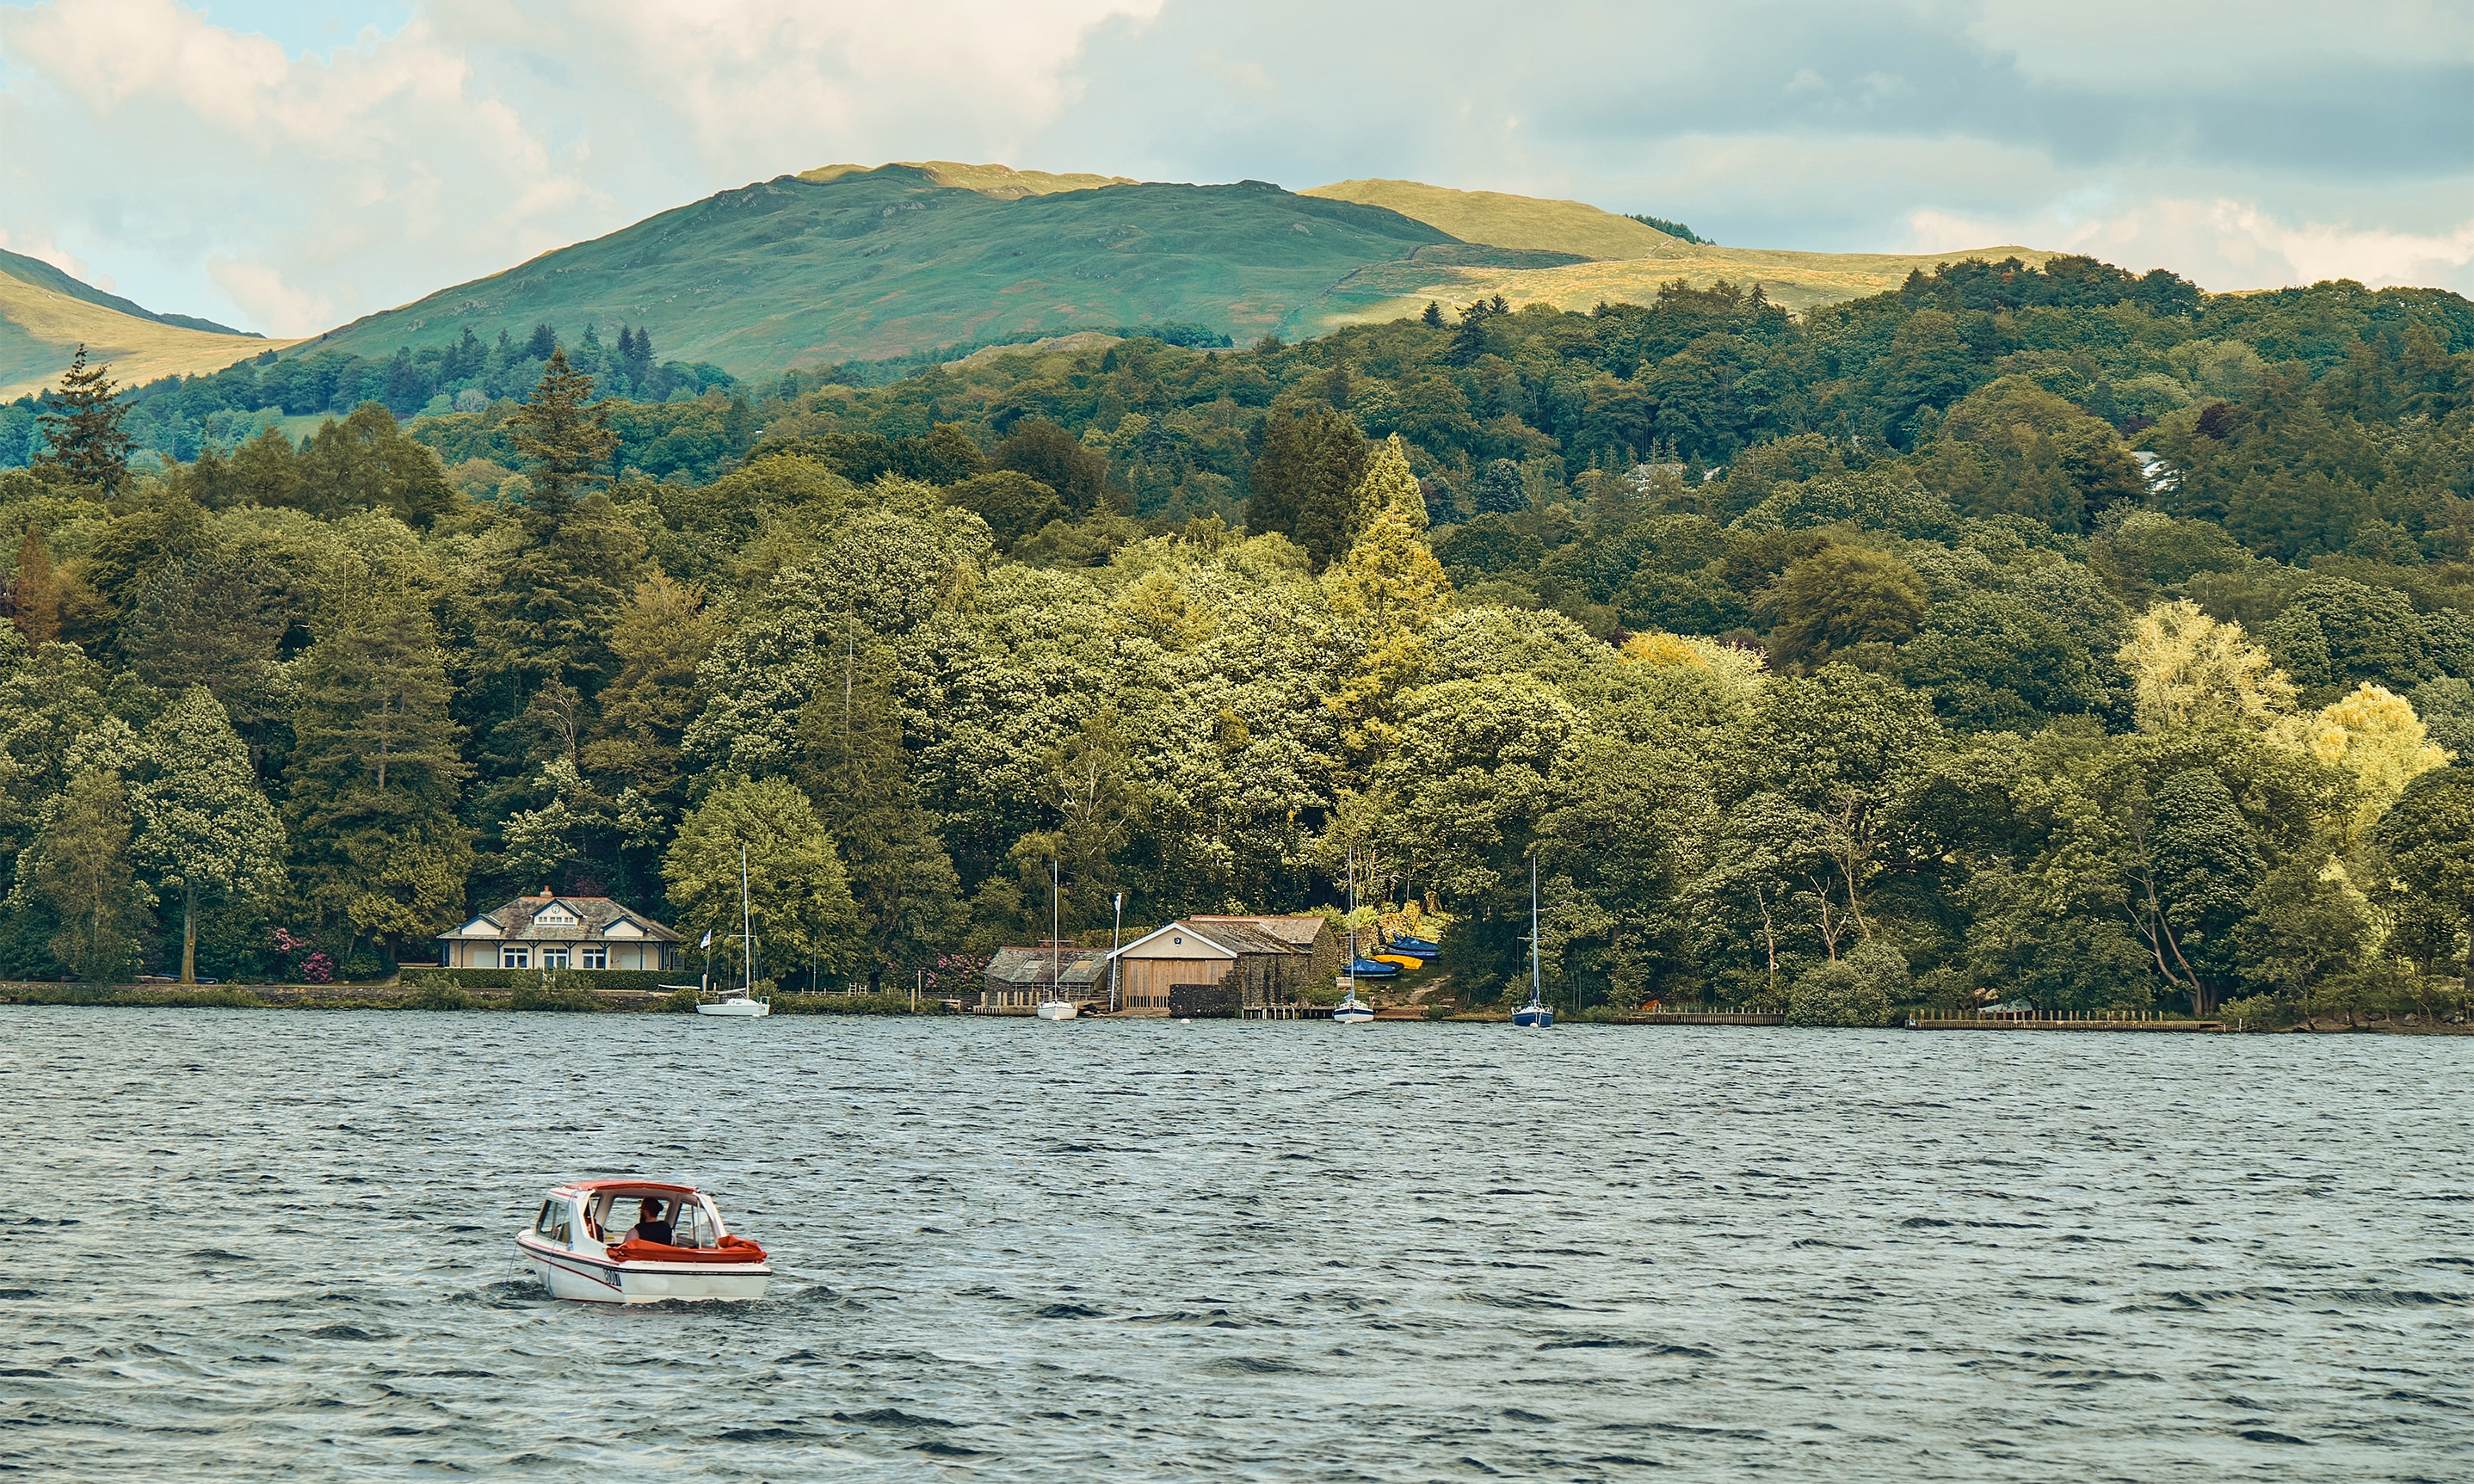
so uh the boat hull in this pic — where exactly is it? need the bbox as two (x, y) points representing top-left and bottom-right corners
(1035, 1001), (1078, 1020)
(1511, 1005), (1555, 1028)
(516, 1234), (771, 1303)
(696, 998), (770, 1017)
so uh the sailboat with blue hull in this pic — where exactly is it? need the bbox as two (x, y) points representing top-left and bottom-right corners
(1511, 852), (1554, 1028)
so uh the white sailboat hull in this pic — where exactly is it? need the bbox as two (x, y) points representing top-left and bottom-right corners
(696, 997), (770, 1017)
(1035, 1001), (1078, 1020)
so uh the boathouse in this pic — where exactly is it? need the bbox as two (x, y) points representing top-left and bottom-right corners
(980, 945), (1110, 1012)
(435, 890), (684, 971)
(1186, 914), (1342, 982)
(1109, 919), (1314, 1018)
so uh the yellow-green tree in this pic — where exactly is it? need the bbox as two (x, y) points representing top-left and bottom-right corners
(2279, 681), (2450, 848)
(1354, 433), (1427, 533)
(2118, 600), (2296, 732)
(1322, 503), (1452, 764)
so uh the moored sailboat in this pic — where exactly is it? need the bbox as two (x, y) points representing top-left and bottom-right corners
(1511, 852), (1554, 1029)
(1036, 858), (1078, 1019)
(1332, 844), (1378, 1024)
(697, 844), (770, 1016)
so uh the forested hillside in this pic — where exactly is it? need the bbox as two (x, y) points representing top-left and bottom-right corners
(3, 252), (2472, 1025)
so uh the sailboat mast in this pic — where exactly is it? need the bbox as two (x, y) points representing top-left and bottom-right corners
(1346, 845), (1356, 964)
(1530, 851), (1541, 1006)
(1052, 857), (1061, 1005)
(741, 842), (753, 995)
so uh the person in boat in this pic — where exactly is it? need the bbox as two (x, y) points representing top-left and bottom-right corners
(625, 1198), (676, 1247)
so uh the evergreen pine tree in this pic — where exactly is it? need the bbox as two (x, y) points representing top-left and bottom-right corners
(1245, 405), (1368, 568)
(36, 345), (134, 492)
(794, 619), (966, 981)
(1354, 433), (1426, 534)
(284, 596), (472, 966)
(505, 348), (616, 526)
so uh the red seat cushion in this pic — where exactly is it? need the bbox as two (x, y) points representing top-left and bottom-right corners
(604, 1235), (767, 1264)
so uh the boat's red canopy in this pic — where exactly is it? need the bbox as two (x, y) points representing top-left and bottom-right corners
(556, 1179), (703, 1197)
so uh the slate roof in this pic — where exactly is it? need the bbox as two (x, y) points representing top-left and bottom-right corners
(985, 945), (1111, 988)
(1179, 921), (1301, 958)
(446, 893), (683, 944)
(1188, 915), (1330, 951)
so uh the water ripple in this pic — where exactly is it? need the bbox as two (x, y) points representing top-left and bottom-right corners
(3, 1008), (2470, 1480)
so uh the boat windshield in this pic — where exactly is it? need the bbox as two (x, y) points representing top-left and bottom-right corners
(590, 1190), (716, 1248)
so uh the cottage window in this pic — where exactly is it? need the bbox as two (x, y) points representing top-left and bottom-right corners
(544, 946), (571, 970)
(581, 945), (608, 970)
(502, 946), (531, 969)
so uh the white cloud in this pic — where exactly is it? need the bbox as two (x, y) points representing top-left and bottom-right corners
(0, 0), (2464, 337)
(1904, 198), (2474, 294)
(0, 228), (107, 288)
(0, 0), (1162, 335)
(205, 252), (333, 334)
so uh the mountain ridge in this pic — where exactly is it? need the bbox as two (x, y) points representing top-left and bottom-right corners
(4, 163), (2080, 403)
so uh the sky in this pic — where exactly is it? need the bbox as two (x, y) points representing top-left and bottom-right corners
(0, 0), (2468, 337)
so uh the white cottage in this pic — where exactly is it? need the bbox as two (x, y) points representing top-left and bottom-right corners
(435, 890), (684, 972)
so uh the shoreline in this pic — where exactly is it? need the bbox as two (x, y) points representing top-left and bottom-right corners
(3, 983), (2466, 1033)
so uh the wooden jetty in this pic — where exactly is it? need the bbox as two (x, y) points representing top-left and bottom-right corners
(1908, 1011), (2224, 1031)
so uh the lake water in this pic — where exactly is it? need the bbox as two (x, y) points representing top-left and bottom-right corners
(3, 1009), (2469, 1481)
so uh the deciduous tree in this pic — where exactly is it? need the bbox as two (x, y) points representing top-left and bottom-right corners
(132, 686), (286, 982)
(663, 774), (861, 986)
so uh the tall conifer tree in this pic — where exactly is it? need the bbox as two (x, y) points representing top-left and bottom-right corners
(36, 345), (134, 493)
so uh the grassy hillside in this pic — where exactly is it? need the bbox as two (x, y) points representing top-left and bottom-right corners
(1303, 178), (1677, 260)
(293, 166), (1461, 374)
(0, 249), (289, 401)
(1314, 240), (2064, 326)
(1298, 179), (2061, 322)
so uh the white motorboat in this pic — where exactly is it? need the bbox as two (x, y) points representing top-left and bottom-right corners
(515, 1180), (772, 1303)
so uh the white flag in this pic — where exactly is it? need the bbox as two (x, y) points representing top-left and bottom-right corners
(699, 929), (713, 949)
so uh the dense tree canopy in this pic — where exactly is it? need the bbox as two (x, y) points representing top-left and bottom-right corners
(1, 256), (2471, 1024)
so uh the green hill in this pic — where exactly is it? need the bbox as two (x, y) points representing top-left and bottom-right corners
(0, 248), (286, 401)
(293, 165), (1473, 375)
